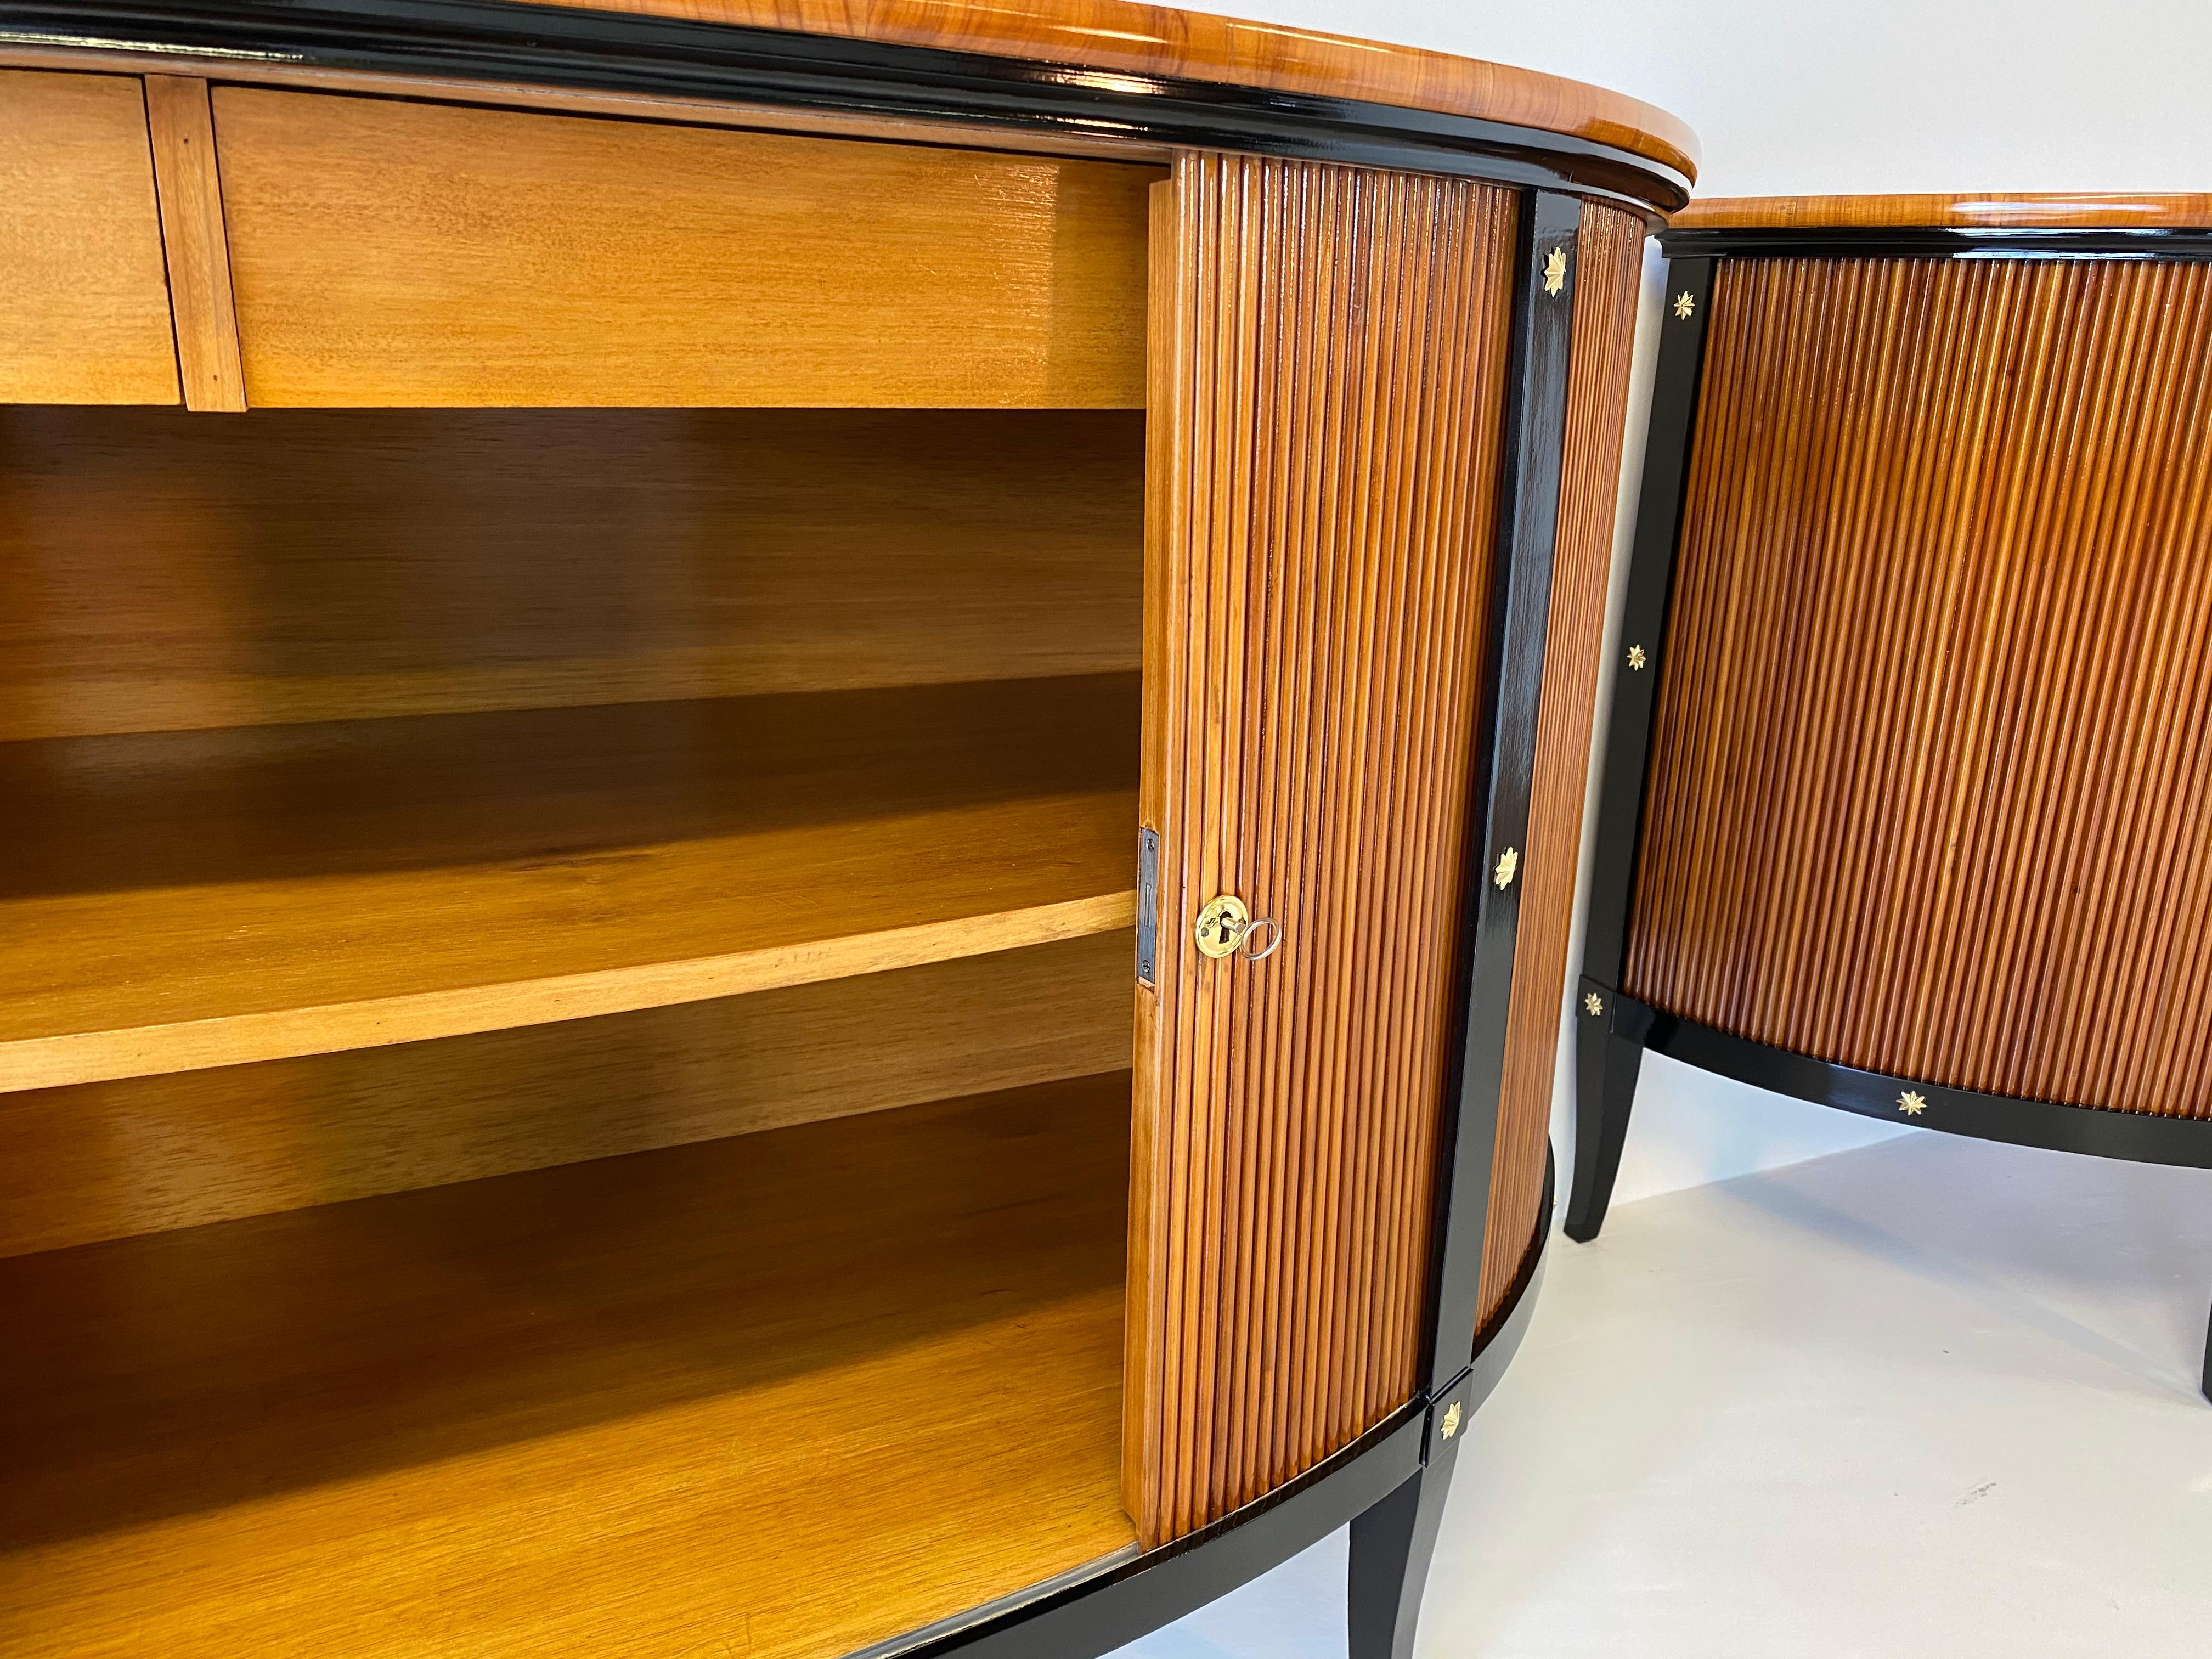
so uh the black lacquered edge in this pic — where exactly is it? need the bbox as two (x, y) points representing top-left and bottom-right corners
(1660, 225), (2212, 262)
(1424, 189), (1583, 1392)
(0, 0), (1690, 212)
(1578, 254), (1709, 990)
(901, 1159), (1556, 1659)
(1614, 996), (2212, 1170)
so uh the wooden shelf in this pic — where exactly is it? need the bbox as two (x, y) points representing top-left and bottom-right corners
(0, 674), (1138, 1092)
(0, 1074), (1138, 1658)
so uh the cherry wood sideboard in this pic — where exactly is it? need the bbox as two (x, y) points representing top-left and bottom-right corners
(1572, 193), (2212, 1402)
(0, 4), (1691, 1655)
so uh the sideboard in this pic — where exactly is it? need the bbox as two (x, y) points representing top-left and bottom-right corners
(0, 4), (1692, 1654)
(1570, 191), (2212, 1402)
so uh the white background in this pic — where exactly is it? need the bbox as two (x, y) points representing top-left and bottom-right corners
(1221, 0), (2212, 1203)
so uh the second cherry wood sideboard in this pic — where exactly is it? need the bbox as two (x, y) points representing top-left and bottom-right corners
(0, 3), (1692, 1656)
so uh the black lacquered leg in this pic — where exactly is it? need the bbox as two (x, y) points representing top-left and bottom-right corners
(1347, 1441), (1459, 1659)
(2201, 1296), (2210, 1404)
(1564, 1009), (1643, 1243)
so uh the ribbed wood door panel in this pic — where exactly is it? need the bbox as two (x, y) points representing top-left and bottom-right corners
(1127, 155), (1516, 1545)
(1626, 255), (2212, 1119)
(1477, 200), (1645, 1324)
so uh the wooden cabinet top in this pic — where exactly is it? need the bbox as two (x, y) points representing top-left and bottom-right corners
(1673, 192), (2212, 230)
(537, 0), (1699, 180)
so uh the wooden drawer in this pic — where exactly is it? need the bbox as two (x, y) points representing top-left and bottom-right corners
(0, 71), (179, 405)
(211, 89), (1156, 408)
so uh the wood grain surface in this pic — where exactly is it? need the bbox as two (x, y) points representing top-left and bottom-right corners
(143, 76), (246, 411)
(0, 1076), (1137, 1659)
(212, 87), (1158, 407)
(0, 675), (1138, 1091)
(0, 405), (1141, 743)
(539, 0), (1698, 180)
(1128, 156), (1516, 1544)
(1672, 193), (2212, 230)
(1479, 200), (1645, 1324)
(0, 70), (178, 404)
(1627, 254), (2212, 1119)
(0, 930), (1131, 1257)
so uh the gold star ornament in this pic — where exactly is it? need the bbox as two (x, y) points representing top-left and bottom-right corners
(1627, 644), (1648, 672)
(1493, 846), (1520, 890)
(1673, 291), (1696, 320)
(1440, 1401), (1463, 1440)
(1898, 1091), (1928, 1116)
(1583, 992), (1605, 1018)
(1543, 246), (1568, 297)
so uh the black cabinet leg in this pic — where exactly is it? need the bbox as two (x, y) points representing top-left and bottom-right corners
(1564, 1010), (1643, 1243)
(2201, 1296), (2210, 1404)
(1347, 1443), (1459, 1659)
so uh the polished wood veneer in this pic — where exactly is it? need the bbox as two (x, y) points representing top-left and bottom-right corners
(0, 71), (178, 404)
(1129, 153), (1515, 1544)
(0, 1077), (1137, 1659)
(214, 87), (1158, 408)
(1672, 192), (2212, 229)
(543, 0), (1699, 179)
(1626, 253), (2212, 1120)
(1480, 199), (1644, 1324)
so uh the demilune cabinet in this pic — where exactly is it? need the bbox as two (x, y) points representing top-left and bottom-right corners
(0, 5), (1694, 1656)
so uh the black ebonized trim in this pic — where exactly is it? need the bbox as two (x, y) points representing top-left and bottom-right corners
(1660, 225), (2212, 262)
(907, 1170), (1555, 1659)
(1425, 190), (1583, 1392)
(0, 0), (1690, 212)
(1613, 996), (2212, 1170)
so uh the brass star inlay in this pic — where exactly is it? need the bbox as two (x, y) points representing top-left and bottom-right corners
(1673, 291), (1696, 320)
(1628, 644), (1648, 672)
(1543, 246), (1568, 297)
(1493, 846), (1520, 890)
(1583, 992), (1605, 1018)
(1440, 1400), (1463, 1440)
(1898, 1091), (1928, 1116)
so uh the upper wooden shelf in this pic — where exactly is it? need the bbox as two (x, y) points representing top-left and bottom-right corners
(0, 1075), (1138, 1659)
(544, 0), (1700, 182)
(1672, 193), (2212, 230)
(0, 674), (1138, 1092)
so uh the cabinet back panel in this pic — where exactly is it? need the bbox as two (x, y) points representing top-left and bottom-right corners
(0, 71), (179, 406)
(0, 405), (1142, 742)
(213, 87), (1156, 408)
(0, 930), (1132, 1258)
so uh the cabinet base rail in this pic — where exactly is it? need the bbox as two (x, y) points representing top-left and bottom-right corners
(896, 1155), (1555, 1659)
(1567, 984), (2212, 1404)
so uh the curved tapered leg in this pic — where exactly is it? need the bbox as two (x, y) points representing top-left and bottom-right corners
(2202, 1297), (2210, 1404)
(1564, 1008), (1643, 1243)
(1347, 1441), (1459, 1659)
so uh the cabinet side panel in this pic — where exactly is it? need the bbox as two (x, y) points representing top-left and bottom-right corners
(1476, 201), (1644, 1321)
(0, 71), (179, 404)
(1624, 256), (2212, 1119)
(1128, 154), (1516, 1544)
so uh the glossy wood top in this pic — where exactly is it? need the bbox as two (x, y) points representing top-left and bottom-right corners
(543, 0), (1699, 179)
(1673, 193), (2212, 230)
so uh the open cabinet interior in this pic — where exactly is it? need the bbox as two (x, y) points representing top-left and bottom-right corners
(0, 289), (1152, 1653)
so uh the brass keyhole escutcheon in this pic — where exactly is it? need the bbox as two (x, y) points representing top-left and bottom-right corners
(1194, 894), (1249, 959)
(1194, 895), (1283, 962)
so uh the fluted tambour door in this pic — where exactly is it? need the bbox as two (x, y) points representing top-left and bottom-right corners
(1126, 154), (1516, 1545)
(1627, 254), (2212, 1119)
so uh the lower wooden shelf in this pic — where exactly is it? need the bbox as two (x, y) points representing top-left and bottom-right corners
(0, 673), (1138, 1092)
(0, 1073), (1137, 1659)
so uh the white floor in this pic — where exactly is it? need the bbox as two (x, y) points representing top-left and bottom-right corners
(1111, 1128), (2212, 1658)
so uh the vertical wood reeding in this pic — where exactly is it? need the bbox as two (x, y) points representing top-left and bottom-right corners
(1627, 255), (2212, 1120)
(1475, 202), (1646, 1321)
(1128, 155), (1516, 1544)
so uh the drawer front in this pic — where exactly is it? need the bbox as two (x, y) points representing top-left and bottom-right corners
(211, 89), (1155, 409)
(0, 71), (178, 405)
